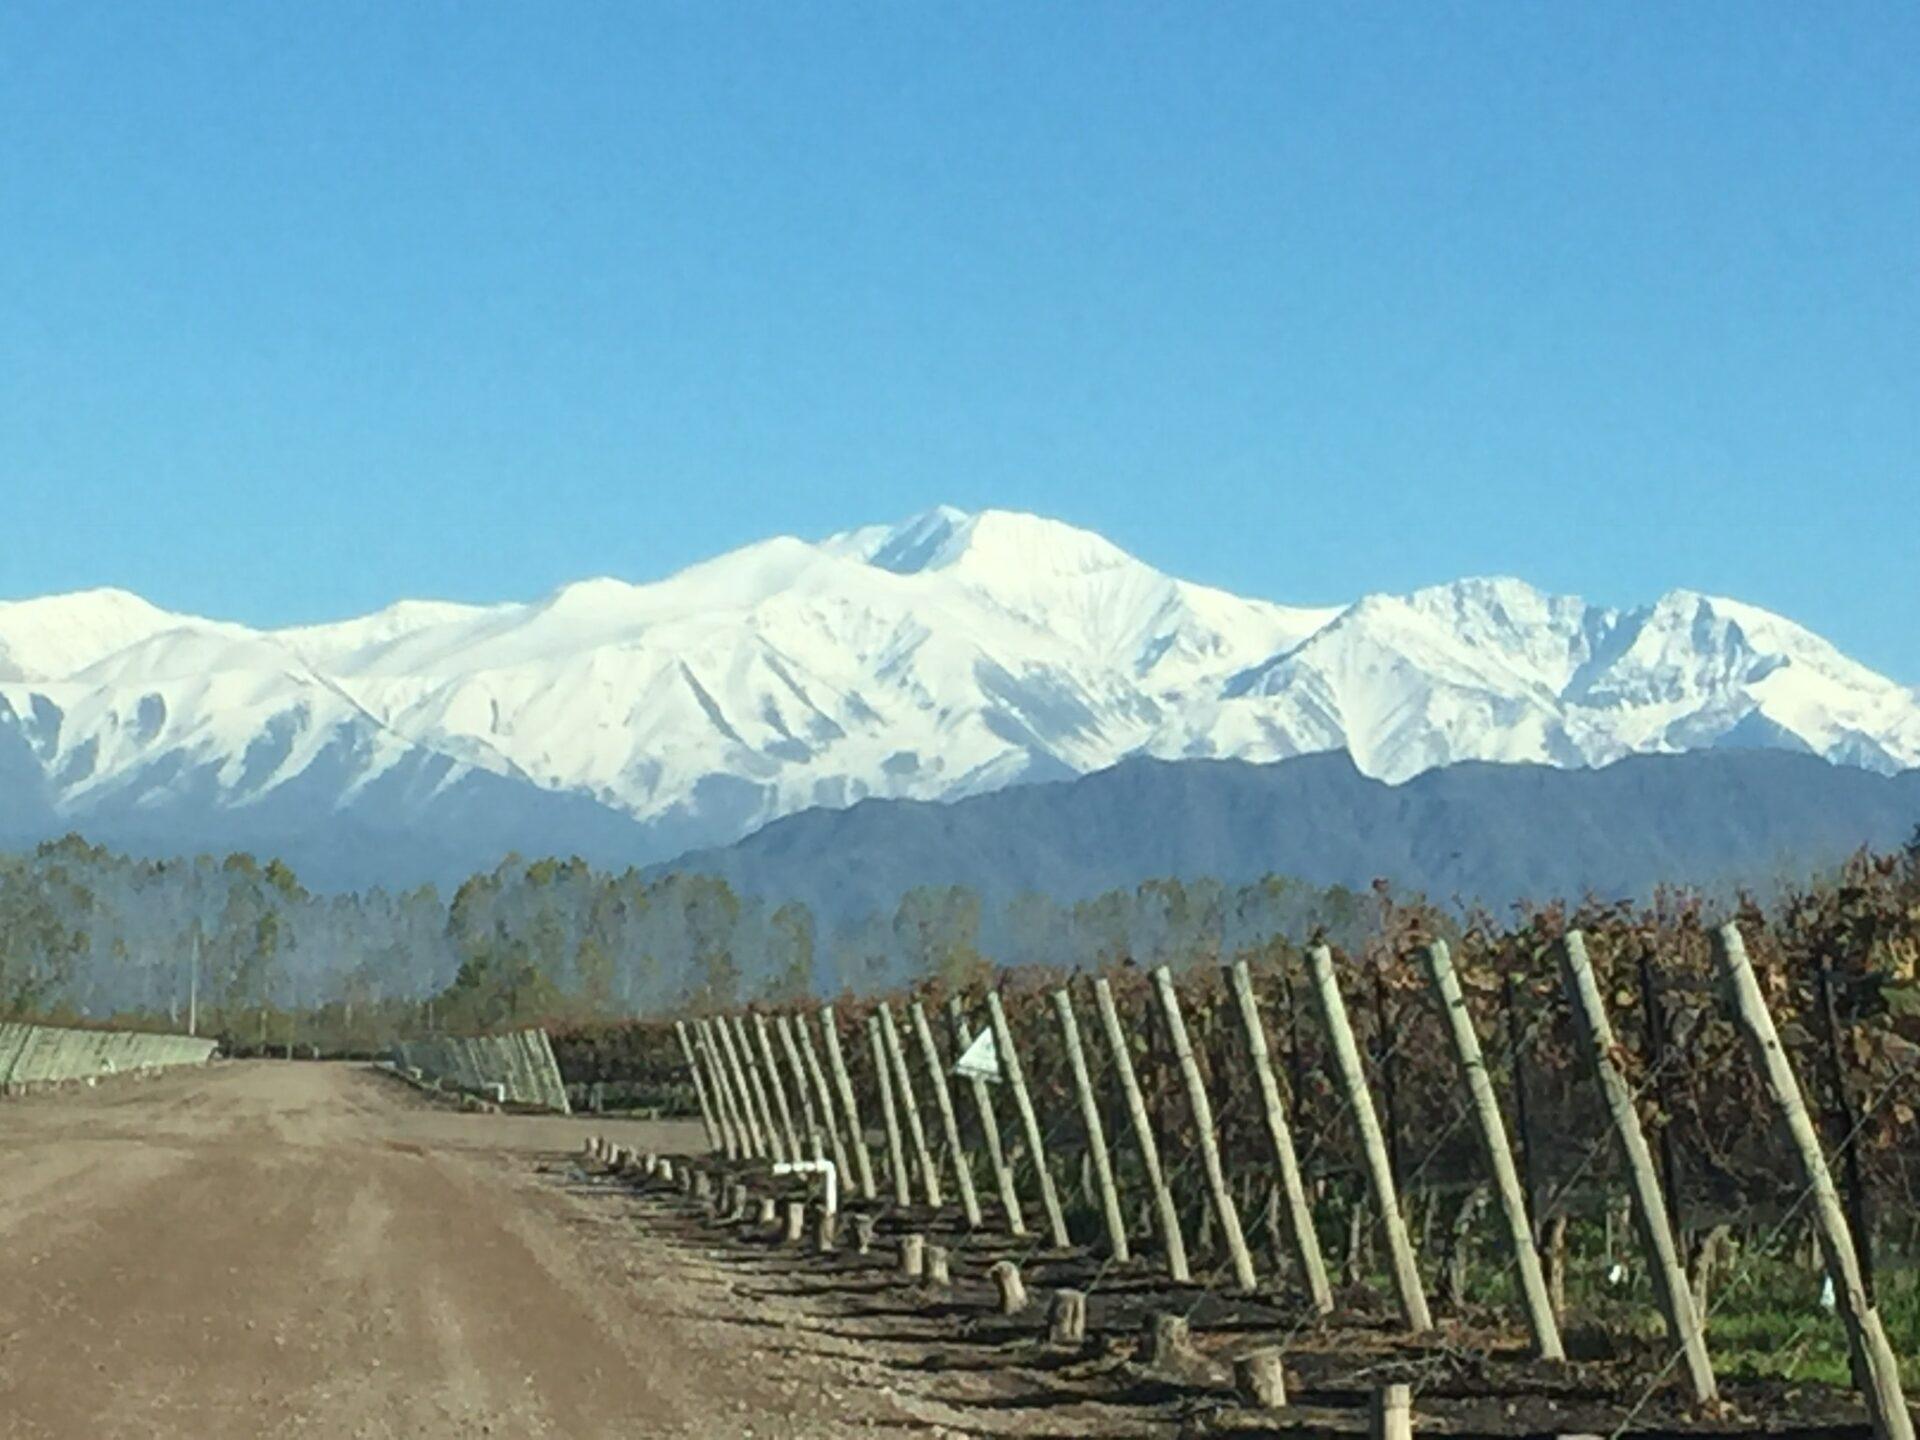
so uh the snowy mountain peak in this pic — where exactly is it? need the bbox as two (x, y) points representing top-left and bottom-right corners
(825, 504), (971, 572)
(0, 508), (1914, 873)
(826, 506), (1137, 581)
(276, 599), (506, 666)
(0, 587), (205, 682)
(541, 575), (653, 616)
(644, 534), (845, 608)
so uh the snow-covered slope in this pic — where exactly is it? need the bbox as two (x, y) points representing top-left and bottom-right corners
(1, 507), (1915, 877)
(0, 589), (194, 682)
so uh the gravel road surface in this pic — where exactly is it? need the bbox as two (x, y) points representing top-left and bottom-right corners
(0, 1061), (909, 1439)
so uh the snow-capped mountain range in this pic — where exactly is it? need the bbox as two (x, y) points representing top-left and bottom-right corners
(2, 506), (1917, 883)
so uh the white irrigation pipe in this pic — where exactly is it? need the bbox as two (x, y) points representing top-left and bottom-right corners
(772, 1158), (838, 1216)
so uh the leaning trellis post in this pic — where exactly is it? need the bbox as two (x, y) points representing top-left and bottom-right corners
(1713, 922), (1910, 1440)
(909, 1001), (983, 1229)
(718, 1014), (768, 1159)
(703, 1019), (754, 1161)
(1093, 976), (1189, 1281)
(1227, 959), (1331, 1313)
(949, 997), (1025, 1235)
(818, 1005), (878, 1201)
(1052, 988), (1130, 1261)
(1152, 965), (1257, 1294)
(712, 1015), (767, 1159)
(867, 1012), (913, 1207)
(687, 1021), (729, 1159)
(986, 990), (1072, 1249)
(793, 1014), (854, 1192)
(731, 1014), (788, 1163)
(751, 1012), (803, 1160)
(772, 1014), (821, 1149)
(878, 1003), (943, 1209)
(1558, 930), (1716, 1404)
(1306, 944), (1432, 1332)
(1420, 941), (1562, 1359)
(674, 1019), (724, 1156)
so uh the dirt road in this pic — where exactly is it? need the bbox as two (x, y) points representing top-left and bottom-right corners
(0, 1061), (911, 1439)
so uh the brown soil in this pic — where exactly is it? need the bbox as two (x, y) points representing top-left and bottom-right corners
(589, 1156), (1879, 1440)
(1, 1062), (1878, 1440)
(0, 1061), (916, 1439)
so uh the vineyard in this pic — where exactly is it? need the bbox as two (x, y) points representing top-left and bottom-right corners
(566, 849), (1920, 1437)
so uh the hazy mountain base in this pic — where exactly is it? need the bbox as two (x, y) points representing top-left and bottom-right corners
(660, 747), (1920, 922)
(3, 750), (1916, 1051)
(3, 720), (1915, 911)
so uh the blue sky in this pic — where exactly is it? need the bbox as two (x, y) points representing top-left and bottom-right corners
(2, 5), (1916, 676)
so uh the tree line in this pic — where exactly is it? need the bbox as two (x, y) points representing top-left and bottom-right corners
(0, 834), (1380, 1054)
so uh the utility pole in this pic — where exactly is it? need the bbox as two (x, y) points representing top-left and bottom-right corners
(188, 930), (200, 1039)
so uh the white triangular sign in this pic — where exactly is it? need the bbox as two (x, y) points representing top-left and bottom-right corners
(954, 1027), (1002, 1084)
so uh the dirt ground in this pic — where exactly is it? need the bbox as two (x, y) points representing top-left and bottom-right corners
(1, 1062), (1874, 1440)
(0, 1061), (945, 1440)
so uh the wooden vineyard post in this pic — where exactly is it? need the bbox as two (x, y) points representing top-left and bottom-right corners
(909, 1001), (983, 1229)
(697, 1019), (747, 1158)
(793, 1015), (854, 1194)
(878, 1003), (943, 1209)
(818, 1006), (878, 1201)
(1143, 1311), (1200, 1371)
(1420, 941), (1563, 1359)
(1226, 959), (1331, 1312)
(1093, 976), (1190, 1282)
(986, 990), (1072, 1249)
(897, 1233), (926, 1279)
(772, 1014), (821, 1149)
(1713, 922), (1911, 1440)
(1306, 944), (1432, 1332)
(1051, 988), (1130, 1262)
(702, 1029), (752, 1159)
(1049, 1288), (1087, 1346)
(924, 1243), (952, 1287)
(691, 1020), (742, 1160)
(1151, 965), (1258, 1294)
(990, 1260), (1029, 1314)
(1370, 1383), (1413, 1440)
(1558, 930), (1716, 1404)
(673, 1019), (724, 1156)
(712, 1015), (768, 1159)
(1235, 1348), (1287, 1409)
(734, 1014), (790, 1163)
(726, 1014), (781, 1162)
(949, 997), (1026, 1236)
(708, 1022), (751, 1161)
(867, 1012), (913, 1207)
(751, 1012), (803, 1160)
